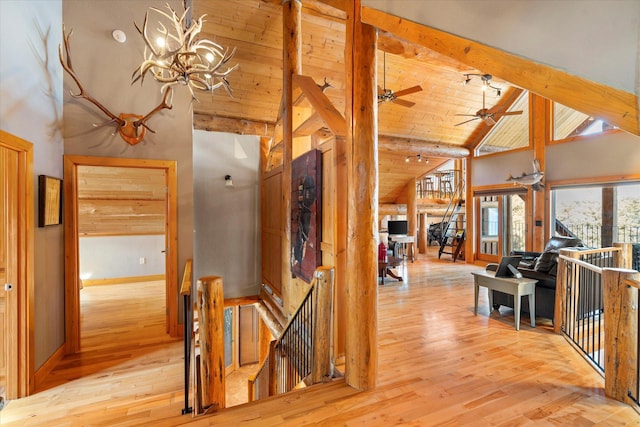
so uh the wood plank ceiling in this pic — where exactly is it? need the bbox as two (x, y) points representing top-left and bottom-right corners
(192, 0), (526, 205)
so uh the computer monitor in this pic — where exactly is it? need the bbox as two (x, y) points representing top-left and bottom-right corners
(387, 220), (408, 235)
(495, 256), (522, 278)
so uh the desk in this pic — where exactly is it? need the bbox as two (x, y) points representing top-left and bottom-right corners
(471, 270), (537, 331)
(390, 235), (415, 262)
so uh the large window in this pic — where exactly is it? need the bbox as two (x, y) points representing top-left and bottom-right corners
(553, 102), (617, 141)
(475, 91), (530, 156)
(552, 183), (640, 247)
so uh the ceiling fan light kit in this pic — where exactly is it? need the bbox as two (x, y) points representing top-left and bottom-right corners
(454, 73), (522, 127)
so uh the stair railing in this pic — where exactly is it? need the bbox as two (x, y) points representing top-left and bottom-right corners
(437, 170), (465, 243)
(249, 266), (334, 401)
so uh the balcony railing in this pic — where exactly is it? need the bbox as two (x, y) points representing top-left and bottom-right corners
(558, 224), (640, 248)
(556, 243), (639, 408)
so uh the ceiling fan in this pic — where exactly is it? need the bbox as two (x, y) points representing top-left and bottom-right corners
(378, 52), (422, 108)
(454, 74), (523, 126)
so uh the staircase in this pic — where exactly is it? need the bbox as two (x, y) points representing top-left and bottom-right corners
(437, 171), (466, 262)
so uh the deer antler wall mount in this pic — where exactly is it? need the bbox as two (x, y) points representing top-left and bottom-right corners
(59, 28), (173, 146)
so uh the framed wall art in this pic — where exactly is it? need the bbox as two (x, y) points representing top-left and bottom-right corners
(38, 175), (62, 227)
(290, 149), (322, 283)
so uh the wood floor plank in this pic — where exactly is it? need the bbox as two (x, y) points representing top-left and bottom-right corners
(1, 254), (638, 425)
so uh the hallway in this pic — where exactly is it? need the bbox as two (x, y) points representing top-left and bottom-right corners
(1, 254), (638, 425)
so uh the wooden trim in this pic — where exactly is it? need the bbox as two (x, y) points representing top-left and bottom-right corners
(361, 7), (639, 136)
(547, 174), (640, 189)
(224, 296), (260, 307)
(0, 130), (35, 397)
(193, 113), (275, 136)
(64, 155), (180, 354)
(33, 344), (64, 391)
(548, 128), (624, 146)
(81, 274), (165, 287)
(472, 144), (532, 160)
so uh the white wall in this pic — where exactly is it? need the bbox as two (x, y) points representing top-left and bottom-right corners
(79, 235), (165, 281)
(364, 0), (640, 95)
(0, 0), (64, 369)
(472, 131), (640, 188)
(193, 131), (261, 299)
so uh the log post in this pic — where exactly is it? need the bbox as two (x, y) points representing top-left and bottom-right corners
(313, 267), (335, 383)
(196, 276), (225, 411)
(281, 0), (302, 305)
(345, 0), (377, 391)
(268, 340), (277, 396)
(614, 242), (633, 269)
(603, 268), (639, 405)
(418, 213), (427, 254)
(530, 94), (549, 252)
(407, 178), (417, 260)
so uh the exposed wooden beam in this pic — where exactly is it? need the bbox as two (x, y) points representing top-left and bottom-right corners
(362, 7), (639, 136)
(378, 135), (469, 158)
(193, 114), (275, 136)
(292, 74), (347, 137)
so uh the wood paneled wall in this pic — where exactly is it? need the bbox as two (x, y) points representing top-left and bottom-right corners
(77, 166), (166, 236)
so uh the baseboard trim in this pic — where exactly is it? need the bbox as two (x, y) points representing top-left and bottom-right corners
(82, 274), (165, 286)
(34, 343), (65, 391)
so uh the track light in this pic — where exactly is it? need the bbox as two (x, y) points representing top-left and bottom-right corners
(405, 154), (428, 163)
(462, 73), (502, 96)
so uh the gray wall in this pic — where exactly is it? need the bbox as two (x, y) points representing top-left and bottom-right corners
(193, 130), (261, 299)
(61, 0), (194, 316)
(79, 235), (165, 281)
(0, 0), (64, 369)
(364, 0), (640, 95)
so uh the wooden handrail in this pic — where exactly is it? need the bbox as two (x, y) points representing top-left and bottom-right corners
(558, 254), (604, 274)
(623, 277), (640, 290)
(180, 259), (192, 296)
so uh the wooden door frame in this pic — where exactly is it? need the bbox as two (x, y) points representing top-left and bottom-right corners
(0, 130), (34, 397)
(63, 155), (179, 354)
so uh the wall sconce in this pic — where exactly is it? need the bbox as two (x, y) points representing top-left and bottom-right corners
(224, 175), (233, 187)
(405, 154), (428, 163)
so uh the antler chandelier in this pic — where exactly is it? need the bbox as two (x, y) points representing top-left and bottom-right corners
(132, 4), (238, 100)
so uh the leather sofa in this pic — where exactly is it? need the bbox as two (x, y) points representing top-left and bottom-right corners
(490, 236), (586, 320)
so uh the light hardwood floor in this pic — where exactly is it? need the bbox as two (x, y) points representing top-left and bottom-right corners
(2, 253), (639, 426)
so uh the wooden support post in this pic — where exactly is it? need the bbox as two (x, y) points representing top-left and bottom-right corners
(530, 94), (549, 252)
(335, 135), (348, 358)
(281, 0), (302, 303)
(312, 267), (335, 383)
(268, 340), (278, 397)
(407, 178), (417, 260)
(196, 276), (225, 411)
(614, 242), (633, 269)
(603, 268), (639, 405)
(602, 187), (616, 247)
(464, 157), (474, 263)
(418, 213), (427, 254)
(345, 0), (377, 391)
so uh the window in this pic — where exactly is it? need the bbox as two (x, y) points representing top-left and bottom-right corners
(475, 91), (530, 156)
(553, 102), (617, 141)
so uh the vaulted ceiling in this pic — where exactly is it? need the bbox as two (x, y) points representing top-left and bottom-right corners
(190, 0), (636, 205)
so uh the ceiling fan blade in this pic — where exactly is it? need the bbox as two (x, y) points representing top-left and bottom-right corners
(454, 117), (480, 126)
(495, 110), (523, 116)
(391, 98), (415, 108)
(392, 85), (423, 98)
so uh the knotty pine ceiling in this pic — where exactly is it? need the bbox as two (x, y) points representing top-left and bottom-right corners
(192, 0), (526, 205)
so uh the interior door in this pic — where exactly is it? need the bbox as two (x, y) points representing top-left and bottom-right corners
(0, 145), (18, 402)
(476, 196), (501, 263)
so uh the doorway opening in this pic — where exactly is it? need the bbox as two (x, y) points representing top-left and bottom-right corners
(64, 156), (179, 355)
